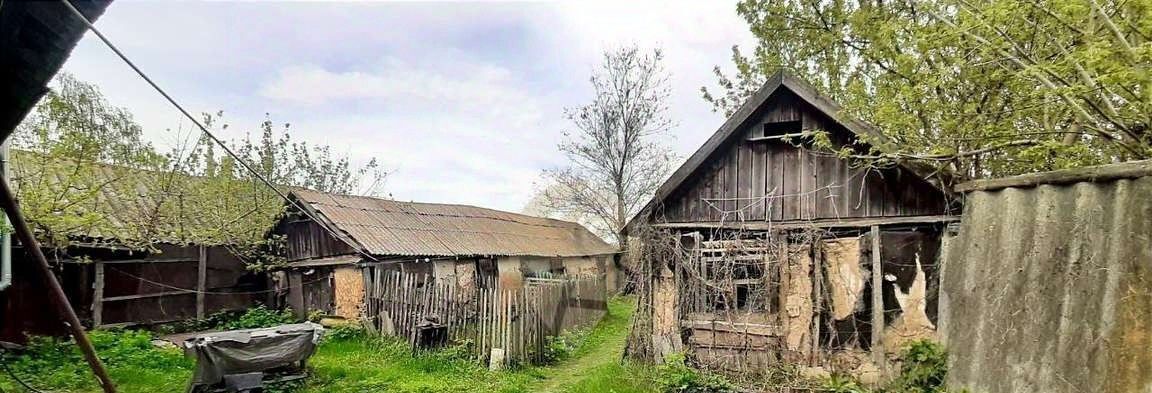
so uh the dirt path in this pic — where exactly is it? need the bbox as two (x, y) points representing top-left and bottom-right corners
(527, 298), (634, 393)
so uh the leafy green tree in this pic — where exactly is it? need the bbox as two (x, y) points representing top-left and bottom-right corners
(706, 0), (1151, 182)
(13, 73), (170, 247)
(12, 74), (387, 261)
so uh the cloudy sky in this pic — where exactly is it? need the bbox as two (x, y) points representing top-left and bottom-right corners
(60, 1), (756, 212)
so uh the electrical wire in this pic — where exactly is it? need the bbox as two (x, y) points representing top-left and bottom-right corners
(0, 356), (45, 393)
(107, 266), (332, 295)
(58, 0), (378, 263)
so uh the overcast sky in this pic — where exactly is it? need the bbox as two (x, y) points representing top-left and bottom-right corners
(60, 1), (756, 212)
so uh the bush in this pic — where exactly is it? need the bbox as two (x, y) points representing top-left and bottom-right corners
(656, 353), (734, 393)
(326, 324), (367, 341)
(823, 374), (870, 393)
(886, 341), (949, 393)
(542, 328), (590, 364)
(218, 305), (297, 330)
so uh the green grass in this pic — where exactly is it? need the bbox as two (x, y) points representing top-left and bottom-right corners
(0, 297), (659, 393)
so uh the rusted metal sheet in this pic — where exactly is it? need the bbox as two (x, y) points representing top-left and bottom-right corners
(290, 189), (617, 258)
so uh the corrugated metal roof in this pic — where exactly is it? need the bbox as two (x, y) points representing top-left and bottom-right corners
(291, 189), (617, 258)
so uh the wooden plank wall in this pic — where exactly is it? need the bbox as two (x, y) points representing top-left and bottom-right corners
(657, 91), (946, 224)
(280, 219), (356, 261)
(91, 244), (268, 327)
(363, 268), (608, 366)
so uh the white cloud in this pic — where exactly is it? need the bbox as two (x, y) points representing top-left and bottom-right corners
(55, 1), (757, 213)
(260, 59), (519, 109)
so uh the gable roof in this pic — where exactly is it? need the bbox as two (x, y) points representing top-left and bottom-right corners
(0, 0), (111, 143)
(628, 70), (941, 229)
(289, 189), (617, 258)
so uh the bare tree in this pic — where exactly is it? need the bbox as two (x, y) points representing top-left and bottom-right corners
(539, 46), (676, 247)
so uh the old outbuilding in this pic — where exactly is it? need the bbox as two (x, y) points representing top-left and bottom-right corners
(0, 153), (279, 341)
(628, 70), (957, 380)
(273, 189), (618, 320)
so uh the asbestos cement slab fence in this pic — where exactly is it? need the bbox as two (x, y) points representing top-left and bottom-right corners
(362, 269), (607, 365)
(942, 160), (1152, 393)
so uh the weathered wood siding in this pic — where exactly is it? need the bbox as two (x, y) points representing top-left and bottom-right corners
(280, 218), (355, 261)
(655, 90), (946, 224)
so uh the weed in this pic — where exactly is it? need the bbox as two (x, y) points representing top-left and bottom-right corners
(326, 324), (366, 341)
(886, 341), (950, 393)
(0, 329), (192, 392)
(655, 353), (734, 393)
(823, 374), (870, 393)
(218, 305), (297, 330)
(542, 327), (590, 363)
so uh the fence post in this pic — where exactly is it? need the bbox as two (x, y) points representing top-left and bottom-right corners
(92, 261), (104, 327)
(869, 225), (885, 370)
(196, 245), (207, 320)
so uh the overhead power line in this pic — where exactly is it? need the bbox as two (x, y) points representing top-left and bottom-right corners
(59, 0), (377, 262)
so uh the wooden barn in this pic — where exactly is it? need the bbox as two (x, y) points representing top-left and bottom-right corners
(273, 189), (618, 320)
(0, 153), (277, 341)
(628, 70), (957, 381)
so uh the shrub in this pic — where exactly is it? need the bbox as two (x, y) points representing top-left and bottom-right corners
(218, 305), (297, 330)
(886, 340), (949, 393)
(326, 324), (366, 341)
(823, 374), (870, 393)
(542, 328), (590, 364)
(656, 353), (734, 393)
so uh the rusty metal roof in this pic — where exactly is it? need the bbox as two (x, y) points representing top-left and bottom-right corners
(290, 189), (617, 258)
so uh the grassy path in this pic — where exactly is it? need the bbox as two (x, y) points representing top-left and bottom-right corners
(527, 296), (641, 393)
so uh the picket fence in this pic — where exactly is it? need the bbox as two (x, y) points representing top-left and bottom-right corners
(361, 268), (608, 365)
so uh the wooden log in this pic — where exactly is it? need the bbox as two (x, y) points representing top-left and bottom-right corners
(196, 245), (207, 320)
(869, 225), (885, 369)
(102, 291), (194, 302)
(92, 262), (104, 327)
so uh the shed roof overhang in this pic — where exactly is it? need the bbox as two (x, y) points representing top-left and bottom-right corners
(0, 0), (111, 141)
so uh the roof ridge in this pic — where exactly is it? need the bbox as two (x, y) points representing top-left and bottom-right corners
(294, 188), (583, 228)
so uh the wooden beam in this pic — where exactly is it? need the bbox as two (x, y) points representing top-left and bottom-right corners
(811, 242), (823, 364)
(652, 215), (958, 231)
(869, 225), (885, 369)
(196, 245), (207, 320)
(955, 159), (1152, 192)
(60, 257), (197, 265)
(92, 262), (104, 327)
(102, 290), (193, 302)
(0, 176), (117, 393)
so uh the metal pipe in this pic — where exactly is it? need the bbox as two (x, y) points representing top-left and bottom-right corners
(0, 141), (10, 290)
(0, 177), (117, 392)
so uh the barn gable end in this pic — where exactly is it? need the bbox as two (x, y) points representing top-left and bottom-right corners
(636, 70), (950, 228)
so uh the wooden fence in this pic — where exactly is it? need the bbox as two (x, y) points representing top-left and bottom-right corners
(362, 269), (608, 365)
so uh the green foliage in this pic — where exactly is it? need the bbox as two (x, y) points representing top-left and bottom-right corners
(655, 353), (734, 393)
(0, 329), (192, 392)
(217, 305), (298, 330)
(325, 324), (367, 341)
(823, 374), (871, 393)
(0, 297), (649, 393)
(886, 341), (950, 393)
(543, 328), (591, 364)
(11, 74), (389, 266)
(708, 0), (1152, 181)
